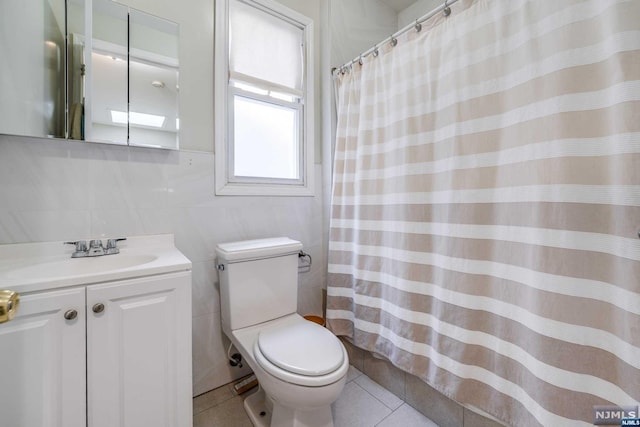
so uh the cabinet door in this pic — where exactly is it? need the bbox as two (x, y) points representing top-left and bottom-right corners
(0, 287), (86, 427)
(87, 271), (192, 427)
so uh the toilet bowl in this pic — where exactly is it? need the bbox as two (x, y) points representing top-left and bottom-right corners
(230, 314), (348, 427)
(216, 238), (348, 427)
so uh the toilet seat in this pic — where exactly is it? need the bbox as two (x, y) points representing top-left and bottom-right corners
(258, 321), (344, 376)
(253, 321), (349, 387)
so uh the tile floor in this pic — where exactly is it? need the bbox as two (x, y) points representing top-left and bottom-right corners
(193, 365), (440, 427)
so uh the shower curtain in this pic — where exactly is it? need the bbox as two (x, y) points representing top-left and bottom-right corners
(326, 0), (640, 425)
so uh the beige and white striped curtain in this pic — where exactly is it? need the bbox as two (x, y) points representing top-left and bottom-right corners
(326, 0), (640, 425)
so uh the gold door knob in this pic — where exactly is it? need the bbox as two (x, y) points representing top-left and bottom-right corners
(0, 290), (20, 324)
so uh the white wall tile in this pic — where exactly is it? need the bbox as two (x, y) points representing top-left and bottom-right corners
(87, 144), (169, 211)
(8, 210), (91, 243)
(191, 260), (220, 318)
(0, 134), (325, 396)
(0, 137), (89, 213)
(166, 151), (216, 207)
(192, 311), (252, 396)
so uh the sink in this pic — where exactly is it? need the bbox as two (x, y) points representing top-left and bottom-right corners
(5, 254), (158, 281)
(0, 235), (191, 292)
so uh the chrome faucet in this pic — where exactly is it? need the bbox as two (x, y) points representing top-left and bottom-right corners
(65, 238), (126, 258)
(88, 240), (105, 256)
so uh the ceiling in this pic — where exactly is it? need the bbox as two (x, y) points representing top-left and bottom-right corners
(378, 0), (418, 12)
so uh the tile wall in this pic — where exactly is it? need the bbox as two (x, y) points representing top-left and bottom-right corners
(0, 135), (326, 396)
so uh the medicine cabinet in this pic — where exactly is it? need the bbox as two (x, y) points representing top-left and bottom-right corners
(0, 0), (179, 150)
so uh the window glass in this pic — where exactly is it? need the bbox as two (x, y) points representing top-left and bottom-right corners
(232, 94), (299, 180)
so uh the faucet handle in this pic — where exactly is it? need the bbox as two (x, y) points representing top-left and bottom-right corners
(106, 237), (126, 249)
(64, 240), (88, 257)
(105, 237), (126, 254)
(64, 240), (87, 251)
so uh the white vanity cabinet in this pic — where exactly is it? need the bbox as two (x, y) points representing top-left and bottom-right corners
(87, 271), (192, 427)
(0, 235), (192, 427)
(0, 287), (87, 427)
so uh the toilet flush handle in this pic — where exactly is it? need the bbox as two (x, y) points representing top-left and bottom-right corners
(216, 264), (225, 271)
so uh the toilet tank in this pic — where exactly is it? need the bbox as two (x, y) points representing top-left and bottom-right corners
(216, 237), (303, 336)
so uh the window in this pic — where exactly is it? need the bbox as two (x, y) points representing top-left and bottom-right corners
(214, 0), (314, 196)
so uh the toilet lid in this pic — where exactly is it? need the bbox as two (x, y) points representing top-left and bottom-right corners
(257, 321), (344, 376)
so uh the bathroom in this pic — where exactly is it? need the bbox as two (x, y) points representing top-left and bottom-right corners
(0, 0), (638, 426)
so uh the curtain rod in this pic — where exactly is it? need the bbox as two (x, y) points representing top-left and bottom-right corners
(331, 0), (460, 75)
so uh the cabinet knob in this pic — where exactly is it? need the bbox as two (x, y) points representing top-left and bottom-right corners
(92, 303), (105, 314)
(64, 309), (78, 320)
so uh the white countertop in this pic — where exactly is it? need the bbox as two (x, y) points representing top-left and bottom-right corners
(0, 234), (192, 293)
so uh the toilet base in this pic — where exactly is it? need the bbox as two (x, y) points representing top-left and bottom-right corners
(244, 385), (334, 427)
(245, 387), (272, 427)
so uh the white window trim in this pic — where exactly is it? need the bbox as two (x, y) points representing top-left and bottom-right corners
(214, 0), (315, 196)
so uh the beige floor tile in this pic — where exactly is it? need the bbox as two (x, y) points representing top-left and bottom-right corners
(193, 384), (235, 416)
(332, 382), (392, 427)
(355, 375), (404, 411)
(193, 396), (253, 427)
(377, 403), (439, 427)
(346, 364), (364, 383)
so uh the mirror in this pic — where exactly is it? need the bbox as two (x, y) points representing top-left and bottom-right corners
(129, 9), (179, 149)
(67, 0), (86, 140)
(87, 0), (129, 144)
(0, 0), (180, 150)
(0, 0), (66, 139)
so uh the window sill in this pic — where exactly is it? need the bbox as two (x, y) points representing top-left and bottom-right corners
(215, 181), (314, 197)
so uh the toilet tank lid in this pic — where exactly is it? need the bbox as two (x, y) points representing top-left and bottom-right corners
(216, 237), (303, 262)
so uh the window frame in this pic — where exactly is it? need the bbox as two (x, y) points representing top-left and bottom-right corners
(214, 0), (314, 196)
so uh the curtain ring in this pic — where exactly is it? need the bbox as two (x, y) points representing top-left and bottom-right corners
(415, 20), (422, 32)
(390, 36), (397, 47)
(372, 48), (379, 57)
(443, 0), (451, 17)
(358, 56), (363, 66)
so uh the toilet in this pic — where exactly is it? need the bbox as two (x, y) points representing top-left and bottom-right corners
(216, 237), (349, 427)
